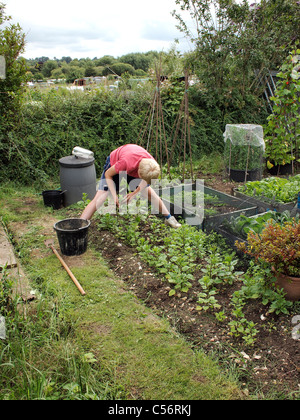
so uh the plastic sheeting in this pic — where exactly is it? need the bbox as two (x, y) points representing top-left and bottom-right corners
(224, 124), (265, 151)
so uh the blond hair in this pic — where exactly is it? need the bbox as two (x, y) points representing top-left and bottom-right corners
(138, 159), (160, 184)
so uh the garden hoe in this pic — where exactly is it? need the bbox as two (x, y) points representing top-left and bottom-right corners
(44, 239), (86, 296)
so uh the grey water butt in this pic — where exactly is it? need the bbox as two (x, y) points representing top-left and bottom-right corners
(59, 147), (96, 207)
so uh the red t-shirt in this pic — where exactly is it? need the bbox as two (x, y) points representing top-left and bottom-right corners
(110, 144), (154, 178)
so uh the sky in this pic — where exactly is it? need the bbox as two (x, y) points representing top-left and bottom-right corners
(3, 0), (194, 60)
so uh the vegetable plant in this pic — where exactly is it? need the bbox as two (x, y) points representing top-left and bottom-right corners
(199, 248), (242, 289)
(96, 210), (296, 346)
(237, 174), (300, 204)
(196, 289), (221, 312)
(228, 313), (259, 347)
(231, 262), (293, 316)
(223, 210), (299, 239)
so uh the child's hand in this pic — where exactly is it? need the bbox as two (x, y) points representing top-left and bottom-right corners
(123, 191), (136, 204)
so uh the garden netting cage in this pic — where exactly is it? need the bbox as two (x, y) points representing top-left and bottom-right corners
(224, 124), (265, 183)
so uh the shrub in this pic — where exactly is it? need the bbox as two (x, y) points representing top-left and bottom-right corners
(237, 220), (300, 277)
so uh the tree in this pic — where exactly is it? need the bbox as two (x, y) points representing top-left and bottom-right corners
(119, 52), (152, 72)
(41, 59), (58, 78)
(102, 62), (135, 77)
(94, 55), (116, 67)
(51, 67), (65, 80)
(61, 56), (72, 64)
(85, 65), (97, 77)
(65, 66), (85, 83)
(173, 0), (300, 107)
(0, 2), (27, 129)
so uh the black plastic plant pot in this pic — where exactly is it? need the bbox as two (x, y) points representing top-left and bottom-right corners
(42, 190), (64, 210)
(54, 218), (90, 256)
(267, 162), (293, 176)
(228, 168), (261, 183)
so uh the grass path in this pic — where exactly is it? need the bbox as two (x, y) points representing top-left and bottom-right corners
(0, 186), (244, 400)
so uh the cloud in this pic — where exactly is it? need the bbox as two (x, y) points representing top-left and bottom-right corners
(25, 25), (117, 47)
(141, 20), (179, 42)
(4, 0), (192, 58)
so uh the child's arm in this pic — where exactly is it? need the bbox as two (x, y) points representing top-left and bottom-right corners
(105, 165), (119, 207)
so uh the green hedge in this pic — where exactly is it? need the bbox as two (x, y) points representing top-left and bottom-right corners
(0, 84), (269, 185)
(0, 88), (147, 183)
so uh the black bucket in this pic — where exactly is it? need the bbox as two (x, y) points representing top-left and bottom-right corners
(42, 190), (64, 210)
(53, 218), (90, 256)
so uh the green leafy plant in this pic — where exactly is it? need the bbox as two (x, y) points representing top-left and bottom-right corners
(264, 48), (300, 167)
(196, 288), (221, 312)
(232, 262), (293, 316)
(96, 205), (296, 348)
(224, 140), (264, 171)
(215, 311), (226, 323)
(167, 266), (194, 295)
(228, 313), (258, 347)
(223, 210), (300, 240)
(237, 174), (300, 204)
(199, 248), (242, 289)
(237, 220), (300, 277)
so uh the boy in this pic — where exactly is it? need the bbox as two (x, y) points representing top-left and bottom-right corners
(80, 144), (181, 228)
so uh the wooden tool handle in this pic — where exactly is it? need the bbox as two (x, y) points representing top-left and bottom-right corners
(51, 246), (86, 296)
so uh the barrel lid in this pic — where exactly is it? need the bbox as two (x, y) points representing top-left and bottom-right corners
(59, 155), (95, 168)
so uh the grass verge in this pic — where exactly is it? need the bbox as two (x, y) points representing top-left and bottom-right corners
(0, 184), (244, 400)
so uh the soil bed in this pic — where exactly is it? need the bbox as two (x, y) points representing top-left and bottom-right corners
(88, 174), (300, 399)
(89, 223), (300, 398)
